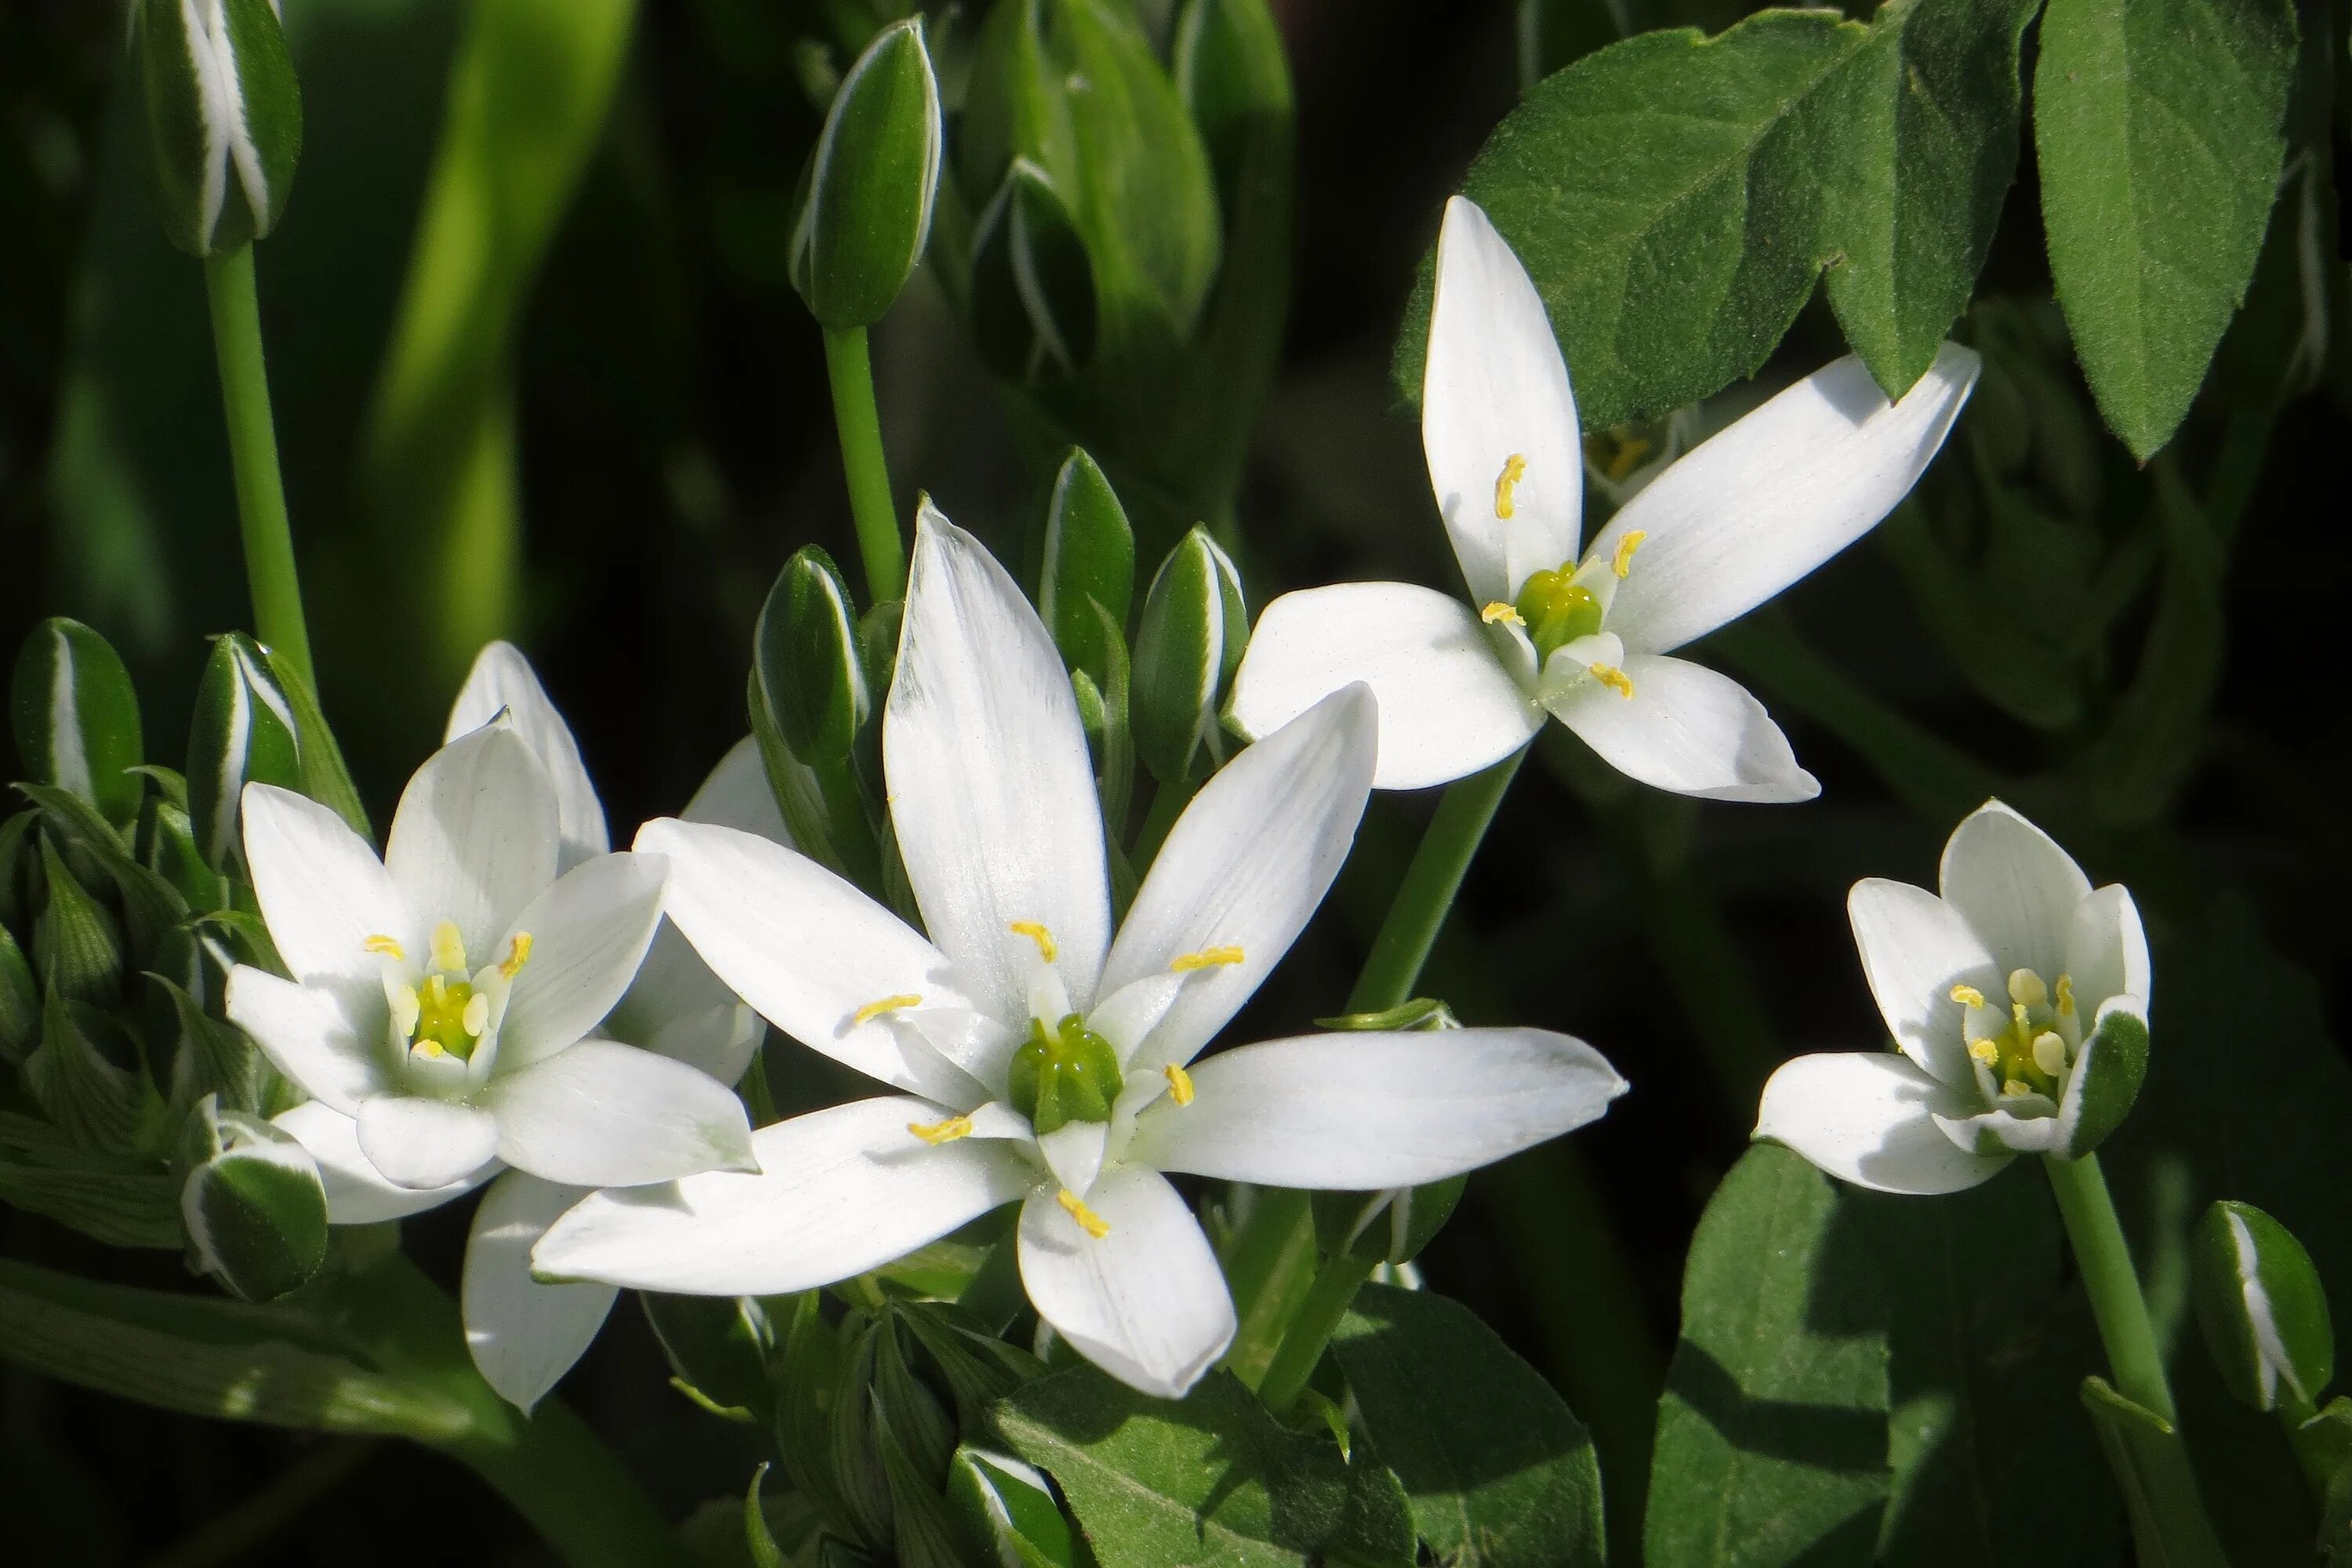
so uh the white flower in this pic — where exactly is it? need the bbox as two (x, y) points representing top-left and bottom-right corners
(1754, 800), (2152, 1194)
(231, 648), (761, 1410)
(533, 509), (1628, 1399)
(1229, 196), (1981, 800)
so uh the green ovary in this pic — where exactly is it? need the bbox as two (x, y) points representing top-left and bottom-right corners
(1514, 568), (1603, 661)
(412, 973), (480, 1060)
(1008, 1013), (1124, 1134)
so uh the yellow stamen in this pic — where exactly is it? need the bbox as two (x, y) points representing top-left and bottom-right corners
(2001, 1078), (2034, 1098)
(1170, 946), (1245, 973)
(1480, 601), (1525, 626)
(907, 1114), (973, 1145)
(1611, 529), (1648, 579)
(1164, 1063), (1195, 1105)
(462, 992), (490, 1036)
(2054, 975), (2075, 1017)
(363, 935), (405, 959)
(1058, 1189), (1111, 1239)
(1588, 662), (1635, 699)
(1968, 1037), (2000, 1065)
(499, 932), (533, 979)
(2032, 1031), (2067, 1077)
(429, 920), (467, 975)
(853, 993), (924, 1027)
(1494, 453), (1526, 520)
(413, 1039), (446, 1059)
(1949, 984), (1986, 1009)
(1010, 921), (1057, 964)
(2007, 968), (2048, 1008)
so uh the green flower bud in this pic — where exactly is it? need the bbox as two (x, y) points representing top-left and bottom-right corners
(946, 1449), (1079, 1568)
(132, 0), (303, 256)
(969, 159), (1098, 386)
(1313, 1177), (1465, 1269)
(0, 924), (38, 1065)
(1132, 526), (1247, 784)
(178, 1094), (328, 1302)
(34, 837), (126, 1008)
(186, 633), (302, 873)
(1173, 0), (1293, 207)
(757, 546), (870, 765)
(2191, 1200), (2335, 1412)
(1036, 448), (1135, 677)
(790, 18), (942, 330)
(12, 618), (145, 830)
(643, 1292), (775, 1422)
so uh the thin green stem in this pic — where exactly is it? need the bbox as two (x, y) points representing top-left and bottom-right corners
(1256, 1251), (1376, 1414)
(201, 246), (314, 686)
(2276, 1392), (2341, 1501)
(1348, 746), (1526, 1013)
(822, 325), (904, 604)
(1219, 1188), (1319, 1386)
(1130, 774), (1197, 870)
(2043, 1153), (2173, 1421)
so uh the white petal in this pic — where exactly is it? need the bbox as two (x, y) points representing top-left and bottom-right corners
(1128, 1028), (1626, 1185)
(1545, 655), (1818, 802)
(1102, 686), (1374, 1071)
(491, 851), (669, 1070)
(886, 507), (1111, 1015)
(1018, 1167), (1235, 1399)
(606, 920), (740, 1051)
(2064, 884), (2151, 1014)
(638, 1000), (764, 1090)
(635, 818), (989, 1102)
(485, 1037), (757, 1186)
(1590, 344), (1980, 654)
(1753, 1052), (2010, 1195)
(224, 967), (382, 1115)
(240, 783), (412, 1033)
(446, 641), (609, 869)
(683, 734), (792, 845)
(1227, 583), (1542, 791)
(533, 1096), (1034, 1294)
(1937, 800), (2091, 978)
(1036, 1119), (1108, 1196)
(355, 1095), (503, 1191)
(273, 1101), (495, 1222)
(1421, 195), (1583, 603)
(463, 1171), (617, 1414)
(1846, 880), (1999, 1087)
(385, 724), (562, 962)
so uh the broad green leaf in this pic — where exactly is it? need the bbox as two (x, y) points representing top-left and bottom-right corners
(1332, 1281), (1605, 1568)
(0, 1160), (182, 1250)
(996, 1364), (1414, 1566)
(2033, 0), (2297, 457)
(0, 1255), (471, 1438)
(1393, 0), (2036, 426)
(1857, 1174), (2118, 1567)
(1645, 1143), (1888, 1568)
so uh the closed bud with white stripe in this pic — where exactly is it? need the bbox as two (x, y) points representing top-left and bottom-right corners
(133, 0), (304, 256)
(178, 1092), (329, 1302)
(788, 17), (942, 330)
(1132, 526), (1247, 785)
(2192, 1200), (2335, 1413)
(186, 633), (302, 873)
(10, 618), (146, 831)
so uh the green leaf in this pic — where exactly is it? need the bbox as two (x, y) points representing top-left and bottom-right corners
(1331, 1281), (1605, 1567)
(26, 994), (147, 1156)
(746, 1461), (787, 1568)
(11, 617), (145, 831)
(0, 925), (37, 1063)
(946, 1447), (1080, 1568)
(31, 837), (126, 1008)
(996, 1364), (1414, 1566)
(2032, 0), (2297, 457)
(1645, 1143), (1888, 1568)
(644, 1293), (775, 1424)
(1393, 0), (2035, 426)
(0, 1159), (182, 1250)
(2077, 1377), (2230, 1568)
(0, 1255), (472, 1439)
(791, 18), (943, 330)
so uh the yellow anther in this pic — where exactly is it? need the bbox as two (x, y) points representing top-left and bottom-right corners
(853, 993), (923, 1027)
(1611, 529), (1648, 579)
(429, 920), (467, 975)
(1058, 1189), (1111, 1239)
(907, 1114), (973, 1145)
(1170, 946), (1245, 973)
(2001, 1078), (2034, 1098)
(462, 992), (491, 1037)
(1968, 1037), (2000, 1065)
(1164, 1062), (1195, 1105)
(2007, 968), (2049, 1008)
(2054, 975), (2075, 1016)
(1480, 601), (1525, 626)
(363, 935), (406, 960)
(1588, 662), (1635, 699)
(498, 932), (532, 979)
(1494, 453), (1526, 520)
(2032, 1031), (2067, 1077)
(1949, 984), (1986, 1009)
(413, 1038), (446, 1059)
(1010, 921), (1058, 964)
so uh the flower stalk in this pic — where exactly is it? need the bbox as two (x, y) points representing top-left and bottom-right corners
(202, 245), (314, 688)
(1348, 747), (1526, 1014)
(822, 325), (906, 604)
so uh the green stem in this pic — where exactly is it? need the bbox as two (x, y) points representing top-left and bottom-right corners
(822, 325), (904, 604)
(201, 246), (314, 686)
(2043, 1153), (2174, 1421)
(1347, 747), (1526, 1013)
(1256, 1251), (1376, 1414)
(1218, 1188), (1318, 1386)
(1130, 774), (1197, 870)
(2276, 1392), (2342, 1501)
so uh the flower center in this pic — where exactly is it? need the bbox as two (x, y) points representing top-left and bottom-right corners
(1513, 568), (1603, 659)
(1956, 967), (2079, 1102)
(1477, 462), (1646, 698)
(368, 920), (530, 1067)
(1008, 1012), (1124, 1135)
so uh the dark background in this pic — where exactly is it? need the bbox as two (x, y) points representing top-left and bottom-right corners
(3, 0), (2347, 1560)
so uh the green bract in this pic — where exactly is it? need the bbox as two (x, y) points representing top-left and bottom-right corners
(1132, 526), (1246, 784)
(184, 633), (302, 873)
(2190, 1200), (2335, 1413)
(132, 0), (304, 256)
(790, 18), (943, 331)
(12, 618), (146, 831)
(177, 1094), (327, 1304)
(1036, 448), (1135, 677)
(969, 158), (1098, 386)
(757, 546), (870, 765)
